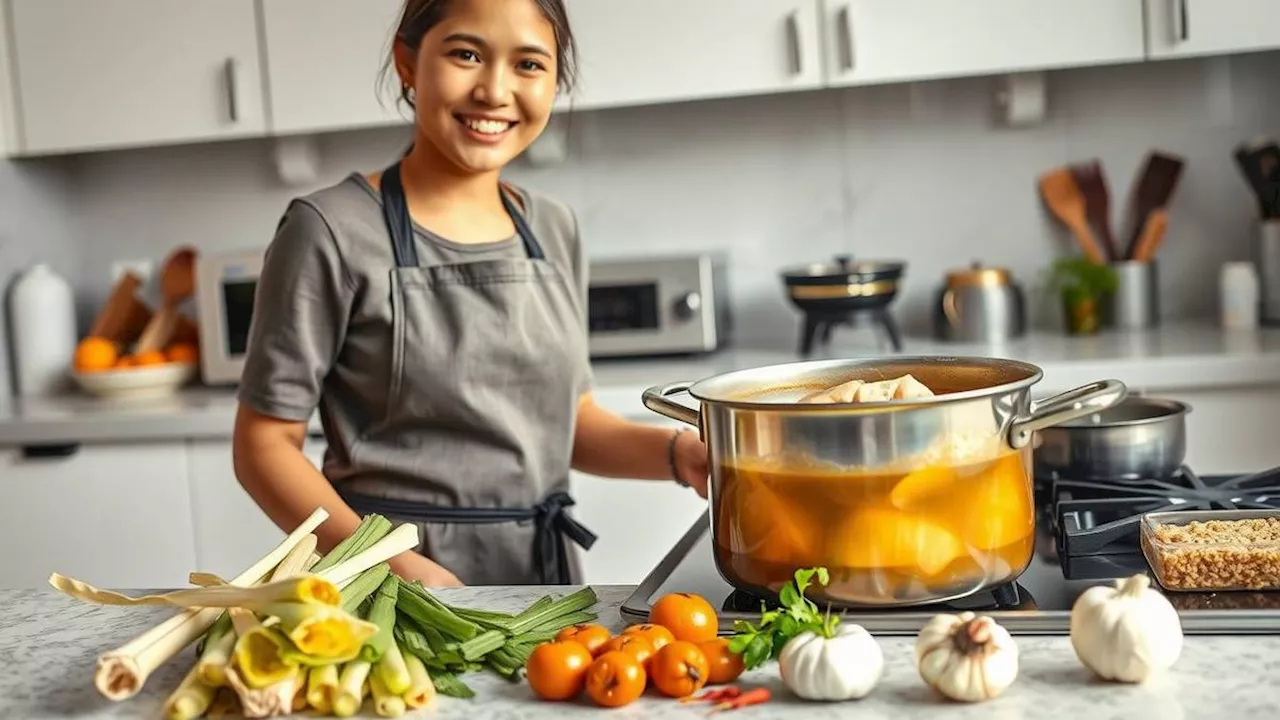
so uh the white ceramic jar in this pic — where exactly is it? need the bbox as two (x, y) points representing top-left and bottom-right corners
(1220, 261), (1260, 330)
(8, 264), (77, 397)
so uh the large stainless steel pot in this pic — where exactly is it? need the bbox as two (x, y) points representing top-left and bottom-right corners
(643, 356), (1126, 608)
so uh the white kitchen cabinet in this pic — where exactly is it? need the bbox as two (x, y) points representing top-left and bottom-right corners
(259, 0), (409, 135)
(0, 442), (196, 590)
(822, 0), (1146, 87)
(1140, 386), (1280, 477)
(7, 0), (266, 155)
(1143, 0), (1280, 60)
(186, 438), (327, 580)
(561, 0), (825, 112)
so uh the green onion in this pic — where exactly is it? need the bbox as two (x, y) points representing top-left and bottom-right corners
(359, 575), (400, 663)
(430, 671), (475, 699)
(394, 622), (434, 662)
(340, 562), (389, 614)
(376, 641), (412, 695)
(506, 587), (598, 636)
(312, 515), (392, 573)
(396, 583), (479, 641)
(458, 629), (505, 662)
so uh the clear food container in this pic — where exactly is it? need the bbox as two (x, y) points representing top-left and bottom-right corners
(1140, 509), (1280, 592)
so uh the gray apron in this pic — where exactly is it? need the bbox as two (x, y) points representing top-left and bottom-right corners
(337, 160), (596, 586)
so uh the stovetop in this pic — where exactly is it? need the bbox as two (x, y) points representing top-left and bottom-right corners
(620, 468), (1280, 635)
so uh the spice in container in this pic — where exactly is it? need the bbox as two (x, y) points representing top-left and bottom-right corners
(1220, 261), (1261, 329)
(1141, 510), (1280, 591)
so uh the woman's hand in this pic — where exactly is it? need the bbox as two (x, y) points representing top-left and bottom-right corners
(393, 552), (465, 588)
(673, 430), (710, 499)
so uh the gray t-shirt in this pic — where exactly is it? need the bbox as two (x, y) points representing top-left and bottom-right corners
(237, 173), (593, 483)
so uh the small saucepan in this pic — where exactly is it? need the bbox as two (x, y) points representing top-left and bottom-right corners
(1033, 396), (1191, 481)
(780, 255), (906, 314)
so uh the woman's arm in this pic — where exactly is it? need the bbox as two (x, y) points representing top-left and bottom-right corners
(570, 393), (709, 497)
(232, 405), (462, 586)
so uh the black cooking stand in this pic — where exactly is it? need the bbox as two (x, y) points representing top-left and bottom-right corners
(722, 580), (1031, 616)
(1040, 464), (1280, 574)
(799, 307), (903, 357)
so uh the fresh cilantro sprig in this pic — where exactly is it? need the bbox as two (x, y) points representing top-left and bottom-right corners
(728, 567), (839, 670)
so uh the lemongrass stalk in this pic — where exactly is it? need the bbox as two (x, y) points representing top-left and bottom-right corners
(163, 664), (216, 720)
(401, 651), (436, 709)
(292, 668), (310, 712)
(90, 508), (329, 701)
(50, 573), (340, 610)
(369, 671), (407, 717)
(195, 630), (236, 686)
(313, 515), (392, 572)
(233, 626), (297, 689)
(206, 687), (241, 717)
(375, 641), (411, 695)
(224, 666), (298, 719)
(333, 661), (372, 718)
(270, 533), (319, 581)
(261, 602), (379, 662)
(322, 524), (420, 588)
(307, 664), (339, 713)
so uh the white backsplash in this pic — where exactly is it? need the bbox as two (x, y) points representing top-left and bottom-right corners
(8, 51), (1280, 349)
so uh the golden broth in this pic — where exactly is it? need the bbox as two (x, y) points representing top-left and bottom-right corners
(712, 447), (1035, 605)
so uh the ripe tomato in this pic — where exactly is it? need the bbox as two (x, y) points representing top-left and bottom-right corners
(622, 623), (675, 652)
(698, 638), (745, 684)
(525, 641), (593, 701)
(598, 633), (655, 668)
(585, 651), (647, 708)
(555, 623), (612, 656)
(649, 593), (718, 644)
(650, 641), (711, 698)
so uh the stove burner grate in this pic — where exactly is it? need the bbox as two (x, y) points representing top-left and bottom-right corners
(1045, 465), (1280, 561)
(799, 307), (903, 357)
(722, 581), (1027, 615)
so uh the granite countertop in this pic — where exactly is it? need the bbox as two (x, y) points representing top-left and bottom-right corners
(4, 584), (1279, 718)
(2, 322), (1280, 446)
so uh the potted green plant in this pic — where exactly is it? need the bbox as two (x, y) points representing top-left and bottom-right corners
(1046, 258), (1118, 335)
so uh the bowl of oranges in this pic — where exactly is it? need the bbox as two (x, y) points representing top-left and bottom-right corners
(71, 336), (199, 400)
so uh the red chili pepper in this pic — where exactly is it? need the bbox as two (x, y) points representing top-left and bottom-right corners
(710, 687), (771, 713)
(680, 686), (742, 704)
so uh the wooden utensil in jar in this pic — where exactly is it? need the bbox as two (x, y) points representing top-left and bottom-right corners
(133, 247), (197, 355)
(1070, 160), (1118, 261)
(1039, 168), (1106, 264)
(1131, 209), (1169, 262)
(88, 272), (152, 346)
(1123, 151), (1184, 259)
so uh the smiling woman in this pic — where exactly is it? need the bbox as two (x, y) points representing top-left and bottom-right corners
(231, 0), (710, 590)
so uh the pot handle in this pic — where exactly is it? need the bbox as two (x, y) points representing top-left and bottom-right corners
(641, 382), (701, 428)
(1007, 379), (1127, 449)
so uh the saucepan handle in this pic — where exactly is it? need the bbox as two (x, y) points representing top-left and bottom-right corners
(641, 382), (701, 428)
(1007, 379), (1128, 449)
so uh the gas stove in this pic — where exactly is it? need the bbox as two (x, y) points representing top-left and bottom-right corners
(620, 468), (1280, 635)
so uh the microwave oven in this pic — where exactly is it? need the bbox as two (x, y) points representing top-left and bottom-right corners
(194, 249), (263, 386)
(587, 253), (731, 358)
(194, 249), (732, 385)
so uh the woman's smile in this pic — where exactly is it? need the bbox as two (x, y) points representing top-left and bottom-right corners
(455, 113), (519, 144)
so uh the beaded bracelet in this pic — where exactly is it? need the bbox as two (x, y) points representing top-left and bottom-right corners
(668, 428), (690, 488)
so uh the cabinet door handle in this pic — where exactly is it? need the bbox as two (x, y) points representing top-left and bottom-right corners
(837, 5), (855, 71)
(1172, 0), (1189, 43)
(224, 57), (240, 123)
(785, 12), (803, 75)
(21, 443), (80, 459)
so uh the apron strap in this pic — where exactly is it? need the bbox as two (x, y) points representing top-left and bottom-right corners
(338, 489), (597, 585)
(380, 162), (419, 268)
(380, 161), (547, 266)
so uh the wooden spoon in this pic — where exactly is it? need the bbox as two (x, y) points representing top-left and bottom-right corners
(134, 247), (197, 355)
(1070, 161), (1118, 261)
(1039, 168), (1106, 264)
(1131, 209), (1169, 262)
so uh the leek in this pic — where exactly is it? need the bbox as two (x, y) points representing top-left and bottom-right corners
(402, 651), (436, 709)
(369, 672), (406, 717)
(333, 660), (371, 718)
(163, 664), (216, 720)
(312, 515), (392, 572)
(376, 641), (412, 695)
(339, 562), (389, 614)
(306, 663), (338, 713)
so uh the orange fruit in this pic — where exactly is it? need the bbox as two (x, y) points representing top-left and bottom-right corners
(621, 624), (675, 652)
(554, 624), (612, 657)
(649, 593), (718, 644)
(134, 350), (168, 367)
(698, 638), (745, 684)
(114, 355), (138, 369)
(166, 342), (199, 365)
(585, 651), (646, 708)
(73, 337), (118, 373)
(649, 641), (710, 698)
(525, 641), (593, 702)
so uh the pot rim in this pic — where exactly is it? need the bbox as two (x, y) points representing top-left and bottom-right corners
(685, 355), (1045, 410)
(1046, 396), (1190, 429)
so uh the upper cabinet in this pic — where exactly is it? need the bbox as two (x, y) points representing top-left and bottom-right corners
(260, 0), (409, 135)
(822, 0), (1146, 88)
(1144, 0), (1280, 59)
(7, 0), (266, 156)
(563, 0), (825, 112)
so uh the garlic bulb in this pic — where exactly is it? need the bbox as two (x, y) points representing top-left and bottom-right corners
(1070, 574), (1183, 683)
(915, 612), (1018, 702)
(778, 623), (883, 701)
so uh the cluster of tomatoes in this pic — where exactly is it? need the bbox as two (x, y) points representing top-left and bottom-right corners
(524, 592), (745, 708)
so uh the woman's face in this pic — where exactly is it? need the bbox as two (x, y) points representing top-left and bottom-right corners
(395, 0), (560, 175)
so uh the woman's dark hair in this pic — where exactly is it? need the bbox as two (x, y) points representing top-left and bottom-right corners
(382, 0), (577, 108)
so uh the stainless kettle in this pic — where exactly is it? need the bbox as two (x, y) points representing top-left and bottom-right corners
(933, 263), (1027, 343)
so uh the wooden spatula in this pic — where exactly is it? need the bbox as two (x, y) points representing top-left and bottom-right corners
(1131, 209), (1169, 262)
(1039, 168), (1106, 265)
(1070, 160), (1118, 261)
(134, 247), (198, 354)
(1124, 151), (1184, 259)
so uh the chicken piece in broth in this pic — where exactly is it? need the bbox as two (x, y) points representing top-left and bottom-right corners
(800, 374), (936, 404)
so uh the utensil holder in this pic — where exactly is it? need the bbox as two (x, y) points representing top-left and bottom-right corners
(1255, 220), (1280, 326)
(1104, 260), (1158, 330)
